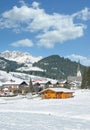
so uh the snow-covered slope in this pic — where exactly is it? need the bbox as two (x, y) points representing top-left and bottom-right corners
(0, 90), (90, 130)
(16, 66), (44, 72)
(0, 50), (43, 72)
(0, 50), (42, 64)
(0, 70), (57, 86)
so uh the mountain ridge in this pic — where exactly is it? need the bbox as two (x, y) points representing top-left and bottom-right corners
(0, 50), (86, 79)
(33, 55), (86, 79)
(0, 50), (42, 64)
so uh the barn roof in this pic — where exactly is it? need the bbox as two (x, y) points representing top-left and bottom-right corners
(39, 88), (74, 93)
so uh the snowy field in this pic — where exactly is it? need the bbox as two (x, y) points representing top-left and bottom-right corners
(0, 90), (90, 130)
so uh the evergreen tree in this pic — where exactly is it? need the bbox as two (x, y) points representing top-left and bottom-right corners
(64, 81), (70, 89)
(29, 78), (34, 93)
(33, 55), (85, 79)
(81, 67), (90, 89)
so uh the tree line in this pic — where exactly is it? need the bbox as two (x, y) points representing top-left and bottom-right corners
(81, 67), (90, 89)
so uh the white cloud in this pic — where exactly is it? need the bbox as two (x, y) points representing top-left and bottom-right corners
(19, 0), (26, 6)
(66, 54), (90, 66)
(0, 1), (89, 48)
(11, 39), (33, 47)
(32, 1), (40, 8)
(72, 7), (90, 21)
(37, 17), (84, 48)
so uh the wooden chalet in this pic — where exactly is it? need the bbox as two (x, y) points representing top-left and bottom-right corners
(39, 88), (74, 99)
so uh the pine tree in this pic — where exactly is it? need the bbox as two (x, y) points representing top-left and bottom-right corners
(29, 78), (34, 93)
(81, 67), (90, 89)
(86, 67), (90, 89)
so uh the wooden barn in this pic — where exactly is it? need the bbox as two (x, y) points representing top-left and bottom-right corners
(39, 88), (74, 99)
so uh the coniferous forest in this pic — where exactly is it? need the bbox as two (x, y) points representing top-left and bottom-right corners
(81, 67), (90, 89)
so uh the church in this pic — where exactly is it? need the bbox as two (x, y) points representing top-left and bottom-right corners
(67, 61), (82, 89)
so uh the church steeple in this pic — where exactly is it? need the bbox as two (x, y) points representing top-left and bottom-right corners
(77, 60), (82, 77)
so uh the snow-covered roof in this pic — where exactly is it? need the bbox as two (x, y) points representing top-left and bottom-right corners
(3, 88), (8, 91)
(0, 81), (2, 86)
(40, 88), (74, 93)
(2, 80), (23, 85)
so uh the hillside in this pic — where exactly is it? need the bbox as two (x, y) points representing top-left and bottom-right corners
(0, 57), (24, 72)
(33, 55), (86, 79)
(0, 51), (86, 79)
(0, 51), (43, 73)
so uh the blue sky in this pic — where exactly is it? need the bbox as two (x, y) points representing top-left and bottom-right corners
(0, 0), (90, 66)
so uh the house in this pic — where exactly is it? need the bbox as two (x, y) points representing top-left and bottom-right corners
(0, 90), (4, 96)
(2, 80), (22, 89)
(39, 88), (74, 99)
(19, 81), (29, 93)
(2, 80), (29, 95)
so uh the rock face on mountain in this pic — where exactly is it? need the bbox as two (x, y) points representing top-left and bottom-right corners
(0, 50), (42, 64)
(0, 50), (43, 72)
(0, 56), (24, 72)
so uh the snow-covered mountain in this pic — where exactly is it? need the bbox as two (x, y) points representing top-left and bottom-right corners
(0, 50), (85, 80)
(0, 50), (42, 64)
(0, 50), (43, 72)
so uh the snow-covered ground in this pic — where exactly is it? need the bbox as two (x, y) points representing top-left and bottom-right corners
(0, 90), (90, 130)
(0, 70), (57, 86)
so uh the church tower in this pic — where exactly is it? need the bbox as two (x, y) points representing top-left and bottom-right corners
(77, 60), (82, 77)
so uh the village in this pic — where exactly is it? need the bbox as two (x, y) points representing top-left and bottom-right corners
(0, 67), (82, 100)
(0, 79), (73, 99)
(0, 0), (90, 129)
(0, 60), (82, 100)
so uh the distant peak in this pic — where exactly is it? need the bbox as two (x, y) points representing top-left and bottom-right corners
(0, 50), (42, 64)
